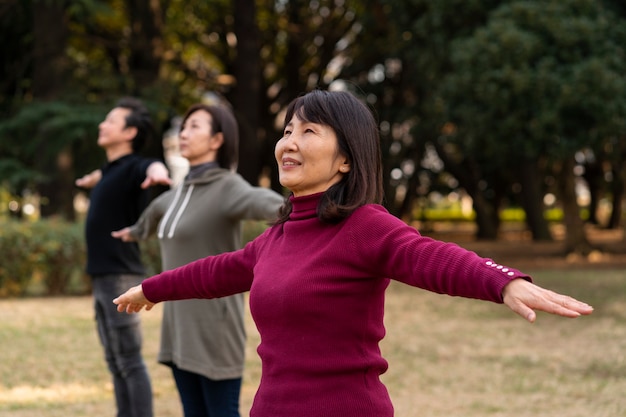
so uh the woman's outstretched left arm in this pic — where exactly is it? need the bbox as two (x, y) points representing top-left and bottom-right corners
(502, 278), (594, 323)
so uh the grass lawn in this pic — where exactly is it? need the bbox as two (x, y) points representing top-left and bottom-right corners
(0, 269), (624, 417)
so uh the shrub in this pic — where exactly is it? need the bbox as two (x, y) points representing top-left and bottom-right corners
(34, 221), (90, 295)
(0, 219), (89, 297)
(0, 221), (39, 296)
(0, 218), (269, 298)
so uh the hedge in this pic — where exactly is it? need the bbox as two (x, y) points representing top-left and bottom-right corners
(0, 219), (270, 298)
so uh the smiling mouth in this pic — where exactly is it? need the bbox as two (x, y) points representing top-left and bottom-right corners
(282, 159), (300, 167)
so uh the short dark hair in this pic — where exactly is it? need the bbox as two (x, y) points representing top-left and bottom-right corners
(115, 97), (154, 152)
(180, 102), (239, 171)
(276, 89), (383, 224)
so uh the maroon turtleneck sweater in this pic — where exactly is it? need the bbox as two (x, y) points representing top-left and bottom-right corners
(142, 192), (529, 417)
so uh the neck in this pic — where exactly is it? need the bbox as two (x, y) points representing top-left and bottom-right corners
(105, 144), (133, 162)
(185, 161), (220, 180)
(187, 154), (216, 166)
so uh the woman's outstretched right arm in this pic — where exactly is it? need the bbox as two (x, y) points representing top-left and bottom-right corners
(113, 234), (265, 314)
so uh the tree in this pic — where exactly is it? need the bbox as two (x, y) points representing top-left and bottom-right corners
(1, 0), (176, 218)
(441, 0), (626, 252)
(337, 0), (507, 236)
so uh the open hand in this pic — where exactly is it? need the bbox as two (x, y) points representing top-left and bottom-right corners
(141, 162), (172, 189)
(113, 284), (156, 313)
(502, 278), (594, 323)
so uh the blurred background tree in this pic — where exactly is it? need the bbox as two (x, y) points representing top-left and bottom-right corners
(1, 0), (625, 256)
(440, 0), (626, 251)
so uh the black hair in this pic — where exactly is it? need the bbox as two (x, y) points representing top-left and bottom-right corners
(179, 102), (239, 171)
(276, 89), (383, 224)
(115, 97), (155, 152)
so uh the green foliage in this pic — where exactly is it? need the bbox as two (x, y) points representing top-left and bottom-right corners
(0, 100), (106, 193)
(242, 219), (272, 244)
(442, 0), (626, 161)
(139, 237), (162, 277)
(0, 219), (89, 297)
(3, 0), (626, 244)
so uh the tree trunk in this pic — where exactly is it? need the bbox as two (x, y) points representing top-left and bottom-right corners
(559, 158), (593, 254)
(125, 0), (164, 92)
(472, 192), (499, 240)
(32, 1), (74, 219)
(518, 156), (552, 241)
(232, 0), (262, 184)
(397, 157), (421, 222)
(582, 158), (604, 225)
(32, 1), (69, 98)
(39, 148), (76, 220)
(432, 141), (498, 239)
(609, 163), (624, 230)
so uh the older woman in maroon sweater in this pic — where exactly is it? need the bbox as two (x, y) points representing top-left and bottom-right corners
(115, 89), (593, 417)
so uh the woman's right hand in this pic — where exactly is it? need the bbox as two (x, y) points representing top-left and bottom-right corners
(113, 285), (155, 313)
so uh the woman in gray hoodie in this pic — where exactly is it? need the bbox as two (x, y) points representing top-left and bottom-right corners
(113, 100), (284, 417)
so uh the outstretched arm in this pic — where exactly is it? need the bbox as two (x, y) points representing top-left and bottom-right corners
(502, 278), (593, 323)
(75, 169), (102, 189)
(141, 161), (172, 189)
(113, 284), (155, 313)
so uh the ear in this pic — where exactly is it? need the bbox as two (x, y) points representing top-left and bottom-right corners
(123, 126), (138, 143)
(209, 132), (224, 150)
(339, 160), (351, 174)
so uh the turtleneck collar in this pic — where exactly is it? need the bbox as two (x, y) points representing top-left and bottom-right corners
(289, 192), (323, 221)
(185, 161), (219, 180)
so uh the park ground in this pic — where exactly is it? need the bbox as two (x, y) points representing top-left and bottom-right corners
(1, 223), (625, 417)
(421, 221), (626, 270)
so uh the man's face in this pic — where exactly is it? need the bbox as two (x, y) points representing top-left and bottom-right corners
(97, 107), (135, 149)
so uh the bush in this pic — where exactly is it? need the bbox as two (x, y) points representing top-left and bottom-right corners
(0, 219), (89, 297)
(140, 238), (162, 276)
(0, 218), (270, 298)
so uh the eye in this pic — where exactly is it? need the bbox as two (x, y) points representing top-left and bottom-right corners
(283, 128), (292, 136)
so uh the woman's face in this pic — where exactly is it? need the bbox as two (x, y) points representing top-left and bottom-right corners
(275, 113), (350, 197)
(179, 110), (222, 165)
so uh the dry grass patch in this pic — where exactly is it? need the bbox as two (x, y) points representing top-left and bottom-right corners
(1, 269), (624, 416)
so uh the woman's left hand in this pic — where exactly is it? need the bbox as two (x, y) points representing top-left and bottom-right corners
(502, 278), (594, 323)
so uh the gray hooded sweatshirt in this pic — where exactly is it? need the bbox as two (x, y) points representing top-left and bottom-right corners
(130, 167), (284, 380)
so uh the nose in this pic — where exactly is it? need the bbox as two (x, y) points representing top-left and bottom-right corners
(279, 133), (298, 151)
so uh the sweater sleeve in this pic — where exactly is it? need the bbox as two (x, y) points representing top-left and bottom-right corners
(142, 230), (265, 303)
(128, 191), (168, 241)
(219, 174), (284, 221)
(348, 205), (531, 303)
